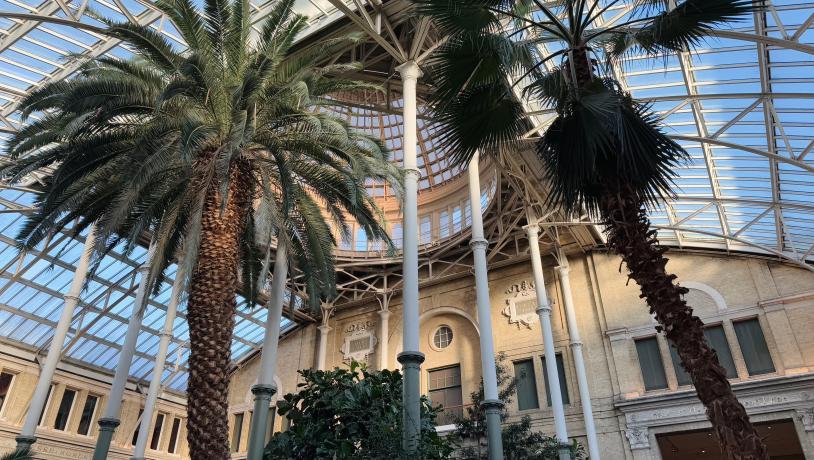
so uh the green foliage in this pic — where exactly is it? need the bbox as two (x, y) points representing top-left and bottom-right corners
(415, 0), (762, 212)
(265, 361), (455, 459)
(2, 0), (402, 308)
(451, 354), (586, 460)
(0, 449), (31, 460)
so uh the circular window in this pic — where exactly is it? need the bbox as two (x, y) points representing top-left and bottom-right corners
(433, 326), (453, 349)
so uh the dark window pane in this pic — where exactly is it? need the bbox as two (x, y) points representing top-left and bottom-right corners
(669, 344), (693, 386)
(150, 413), (165, 450)
(231, 413), (244, 452)
(132, 409), (144, 445)
(428, 365), (463, 424)
(542, 354), (570, 406)
(734, 319), (775, 375)
(53, 389), (76, 431)
(635, 338), (668, 390)
(704, 326), (738, 378)
(168, 418), (181, 454)
(0, 372), (14, 414)
(38, 386), (53, 426)
(77, 395), (98, 436)
(513, 360), (539, 411)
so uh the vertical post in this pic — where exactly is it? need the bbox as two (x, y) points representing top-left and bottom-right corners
(132, 262), (185, 460)
(16, 226), (97, 451)
(395, 59), (425, 456)
(247, 243), (288, 460)
(556, 251), (600, 460)
(468, 156), (504, 459)
(92, 245), (155, 460)
(526, 221), (571, 460)
(378, 307), (390, 370)
(316, 304), (333, 371)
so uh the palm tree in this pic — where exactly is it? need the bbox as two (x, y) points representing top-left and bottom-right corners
(1, 0), (400, 457)
(414, 0), (767, 458)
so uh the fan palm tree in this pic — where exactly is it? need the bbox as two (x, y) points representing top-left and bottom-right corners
(414, 0), (766, 458)
(1, 0), (400, 458)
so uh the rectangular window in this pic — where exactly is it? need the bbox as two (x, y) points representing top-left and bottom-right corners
(150, 413), (165, 451)
(132, 409), (144, 446)
(670, 326), (738, 385)
(168, 418), (182, 454)
(0, 372), (14, 415)
(428, 365), (463, 425)
(452, 206), (462, 232)
(635, 337), (668, 390)
(439, 211), (450, 238)
(420, 216), (432, 245)
(513, 360), (539, 411)
(53, 388), (76, 431)
(354, 227), (368, 252)
(77, 394), (99, 436)
(392, 223), (403, 249)
(733, 318), (775, 376)
(541, 354), (570, 406)
(38, 385), (53, 426)
(231, 413), (244, 453)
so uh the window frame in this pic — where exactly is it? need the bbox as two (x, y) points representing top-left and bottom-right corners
(53, 387), (78, 431)
(732, 317), (776, 376)
(149, 412), (166, 451)
(513, 359), (540, 412)
(0, 370), (17, 419)
(167, 417), (183, 455)
(634, 336), (669, 392)
(541, 353), (571, 406)
(76, 393), (100, 437)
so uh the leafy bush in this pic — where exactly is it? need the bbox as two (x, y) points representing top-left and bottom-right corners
(265, 360), (454, 459)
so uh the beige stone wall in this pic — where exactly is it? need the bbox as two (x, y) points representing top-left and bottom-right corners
(0, 351), (188, 459)
(230, 249), (814, 458)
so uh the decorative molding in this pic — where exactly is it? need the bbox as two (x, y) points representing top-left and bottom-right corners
(502, 280), (539, 329)
(625, 426), (650, 450)
(797, 408), (814, 431)
(681, 281), (728, 311)
(340, 321), (377, 362)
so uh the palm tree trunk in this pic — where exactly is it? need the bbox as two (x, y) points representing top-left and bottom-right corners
(599, 184), (768, 460)
(186, 160), (253, 460)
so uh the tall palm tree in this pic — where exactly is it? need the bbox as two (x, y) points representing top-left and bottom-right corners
(414, 0), (767, 458)
(1, 0), (400, 457)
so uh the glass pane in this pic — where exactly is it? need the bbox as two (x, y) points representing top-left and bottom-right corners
(54, 389), (76, 431)
(514, 360), (539, 411)
(231, 413), (244, 452)
(542, 354), (570, 406)
(669, 344), (693, 386)
(734, 319), (775, 375)
(132, 409), (144, 445)
(635, 338), (668, 390)
(77, 395), (98, 435)
(704, 326), (738, 378)
(0, 372), (13, 413)
(150, 413), (165, 450)
(168, 418), (181, 454)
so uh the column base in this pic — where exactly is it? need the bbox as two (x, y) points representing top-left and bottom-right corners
(15, 435), (36, 451)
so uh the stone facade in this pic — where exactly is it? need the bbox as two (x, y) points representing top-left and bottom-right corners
(2, 250), (814, 459)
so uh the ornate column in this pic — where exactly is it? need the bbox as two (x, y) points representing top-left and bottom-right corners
(468, 156), (504, 459)
(93, 244), (156, 460)
(132, 262), (185, 460)
(16, 226), (97, 451)
(556, 251), (600, 460)
(247, 243), (288, 460)
(316, 303), (334, 371)
(396, 59), (424, 456)
(526, 221), (570, 460)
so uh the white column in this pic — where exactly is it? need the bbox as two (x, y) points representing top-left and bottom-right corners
(395, 59), (424, 456)
(556, 254), (600, 460)
(526, 223), (570, 449)
(16, 226), (97, 449)
(468, 156), (504, 459)
(93, 244), (155, 460)
(378, 309), (390, 370)
(246, 243), (288, 460)
(132, 262), (185, 460)
(316, 324), (331, 371)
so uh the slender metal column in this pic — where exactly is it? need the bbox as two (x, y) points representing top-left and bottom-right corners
(526, 222), (571, 460)
(468, 156), (504, 459)
(378, 308), (390, 370)
(16, 226), (97, 451)
(556, 252), (600, 460)
(92, 245), (154, 460)
(132, 262), (185, 460)
(395, 59), (425, 456)
(246, 243), (288, 460)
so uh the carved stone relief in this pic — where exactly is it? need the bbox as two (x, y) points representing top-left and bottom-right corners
(340, 320), (377, 362)
(502, 280), (538, 329)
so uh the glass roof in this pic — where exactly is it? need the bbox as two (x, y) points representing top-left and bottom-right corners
(0, 0), (812, 396)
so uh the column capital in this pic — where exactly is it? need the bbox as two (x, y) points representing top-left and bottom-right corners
(378, 309), (391, 319)
(396, 60), (423, 80)
(479, 399), (504, 412)
(318, 324), (332, 334)
(569, 340), (584, 349)
(556, 264), (570, 275)
(251, 383), (278, 398)
(404, 168), (421, 178)
(536, 301), (552, 315)
(63, 294), (80, 302)
(469, 238), (489, 251)
(137, 263), (150, 274)
(15, 435), (36, 449)
(524, 223), (541, 235)
(397, 351), (425, 368)
(98, 417), (121, 430)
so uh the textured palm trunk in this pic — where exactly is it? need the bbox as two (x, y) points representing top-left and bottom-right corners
(185, 160), (253, 460)
(600, 184), (768, 460)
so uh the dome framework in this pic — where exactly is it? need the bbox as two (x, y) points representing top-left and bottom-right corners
(0, 0), (811, 400)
